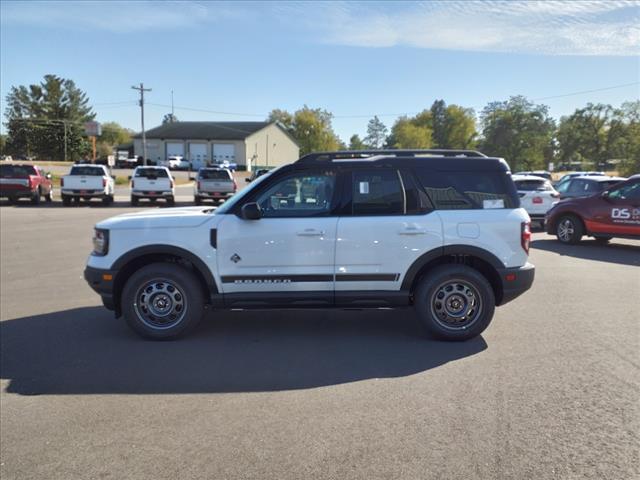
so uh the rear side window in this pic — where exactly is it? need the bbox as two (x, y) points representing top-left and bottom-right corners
(0, 165), (37, 177)
(70, 166), (104, 176)
(135, 168), (169, 178)
(352, 170), (404, 215)
(415, 170), (519, 209)
(199, 169), (231, 180)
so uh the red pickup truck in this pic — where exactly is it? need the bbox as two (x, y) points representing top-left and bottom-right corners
(546, 175), (640, 244)
(0, 164), (54, 204)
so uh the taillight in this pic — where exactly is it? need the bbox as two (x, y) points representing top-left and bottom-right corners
(60, 177), (64, 187)
(28, 176), (34, 189)
(131, 180), (135, 188)
(521, 221), (531, 254)
(102, 178), (107, 187)
(233, 179), (237, 191)
(170, 178), (175, 188)
(197, 181), (201, 190)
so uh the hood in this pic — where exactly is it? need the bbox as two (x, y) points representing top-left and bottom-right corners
(97, 206), (218, 230)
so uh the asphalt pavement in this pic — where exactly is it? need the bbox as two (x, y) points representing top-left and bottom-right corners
(0, 205), (638, 480)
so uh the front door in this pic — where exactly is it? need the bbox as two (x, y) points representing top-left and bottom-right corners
(588, 178), (640, 236)
(216, 169), (339, 302)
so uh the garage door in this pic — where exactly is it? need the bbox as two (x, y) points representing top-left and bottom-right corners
(188, 143), (208, 170)
(166, 142), (184, 158)
(213, 144), (236, 164)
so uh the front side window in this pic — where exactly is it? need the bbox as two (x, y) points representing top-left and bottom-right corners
(255, 171), (335, 218)
(352, 169), (404, 215)
(607, 180), (640, 200)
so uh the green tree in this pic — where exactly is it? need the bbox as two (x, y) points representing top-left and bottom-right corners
(431, 100), (477, 149)
(96, 121), (133, 159)
(364, 116), (388, 149)
(4, 74), (94, 160)
(348, 134), (366, 150)
(479, 96), (554, 171)
(611, 101), (640, 176)
(387, 117), (432, 149)
(0, 134), (6, 154)
(162, 113), (178, 124)
(267, 106), (341, 155)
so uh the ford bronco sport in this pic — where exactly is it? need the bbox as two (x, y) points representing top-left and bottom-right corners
(85, 150), (535, 341)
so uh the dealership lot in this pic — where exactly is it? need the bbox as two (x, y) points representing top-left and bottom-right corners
(1, 205), (639, 479)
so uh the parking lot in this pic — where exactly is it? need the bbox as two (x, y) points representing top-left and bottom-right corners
(1, 205), (638, 480)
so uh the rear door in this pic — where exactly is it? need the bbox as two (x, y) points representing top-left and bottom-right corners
(334, 168), (442, 298)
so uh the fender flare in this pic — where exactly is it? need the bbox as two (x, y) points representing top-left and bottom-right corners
(400, 245), (504, 290)
(111, 244), (218, 293)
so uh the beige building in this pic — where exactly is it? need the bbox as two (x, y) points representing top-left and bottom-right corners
(132, 121), (299, 171)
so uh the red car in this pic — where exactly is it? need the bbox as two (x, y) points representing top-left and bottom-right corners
(0, 164), (54, 204)
(546, 175), (640, 244)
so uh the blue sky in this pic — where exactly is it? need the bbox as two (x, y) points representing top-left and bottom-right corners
(1, 0), (639, 141)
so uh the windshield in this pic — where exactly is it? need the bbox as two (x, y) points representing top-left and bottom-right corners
(0, 165), (37, 177)
(215, 166), (280, 214)
(69, 166), (104, 176)
(135, 168), (169, 178)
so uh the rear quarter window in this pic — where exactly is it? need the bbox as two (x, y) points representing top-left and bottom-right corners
(415, 169), (519, 210)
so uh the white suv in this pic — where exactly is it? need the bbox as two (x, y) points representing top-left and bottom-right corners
(85, 150), (535, 341)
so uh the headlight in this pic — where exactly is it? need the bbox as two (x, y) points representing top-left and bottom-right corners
(92, 229), (109, 256)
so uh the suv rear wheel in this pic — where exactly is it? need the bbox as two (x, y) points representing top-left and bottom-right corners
(556, 214), (583, 244)
(121, 263), (205, 339)
(414, 264), (495, 341)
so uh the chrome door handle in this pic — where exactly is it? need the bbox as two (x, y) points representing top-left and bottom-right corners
(297, 229), (325, 236)
(398, 228), (427, 235)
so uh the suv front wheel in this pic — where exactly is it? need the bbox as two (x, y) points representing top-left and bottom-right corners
(414, 265), (495, 341)
(121, 263), (205, 339)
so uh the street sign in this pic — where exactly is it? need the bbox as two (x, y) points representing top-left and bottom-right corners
(84, 121), (102, 136)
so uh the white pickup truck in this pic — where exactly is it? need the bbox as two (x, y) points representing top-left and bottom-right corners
(130, 166), (175, 206)
(61, 164), (115, 206)
(194, 168), (236, 205)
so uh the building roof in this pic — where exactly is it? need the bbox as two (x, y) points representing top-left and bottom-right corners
(132, 121), (295, 143)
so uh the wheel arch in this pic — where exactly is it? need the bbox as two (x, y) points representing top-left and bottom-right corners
(402, 245), (504, 306)
(111, 245), (217, 316)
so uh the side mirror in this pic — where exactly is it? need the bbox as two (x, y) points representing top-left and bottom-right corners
(111, 175), (116, 180)
(240, 202), (262, 220)
(245, 178), (251, 183)
(127, 175), (132, 181)
(45, 173), (52, 180)
(601, 191), (610, 201)
(189, 175), (195, 181)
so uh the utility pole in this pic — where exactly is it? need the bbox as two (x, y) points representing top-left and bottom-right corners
(63, 121), (68, 161)
(131, 83), (151, 165)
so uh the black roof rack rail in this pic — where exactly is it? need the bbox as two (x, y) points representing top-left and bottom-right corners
(296, 149), (487, 163)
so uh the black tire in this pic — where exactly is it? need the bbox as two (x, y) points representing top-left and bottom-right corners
(414, 264), (495, 341)
(102, 195), (114, 206)
(62, 195), (72, 206)
(45, 189), (53, 203)
(167, 196), (175, 206)
(131, 196), (138, 207)
(31, 189), (41, 205)
(555, 214), (583, 245)
(121, 263), (205, 339)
